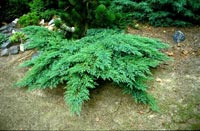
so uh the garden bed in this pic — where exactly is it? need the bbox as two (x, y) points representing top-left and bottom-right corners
(0, 25), (200, 130)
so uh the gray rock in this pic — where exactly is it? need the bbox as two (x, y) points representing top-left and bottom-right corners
(39, 19), (45, 25)
(1, 48), (9, 56)
(1, 29), (10, 34)
(0, 23), (15, 33)
(9, 45), (19, 55)
(7, 26), (14, 32)
(1, 40), (11, 49)
(8, 22), (16, 28)
(173, 30), (185, 43)
(0, 25), (8, 32)
(12, 28), (22, 33)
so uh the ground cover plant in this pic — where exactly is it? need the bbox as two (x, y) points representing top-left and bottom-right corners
(15, 26), (170, 115)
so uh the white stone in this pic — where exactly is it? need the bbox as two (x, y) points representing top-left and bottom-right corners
(20, 44), (25, 52)
(48, 19), (55, 26)
(39, 19), (45, 25)
(12, 18), (19, 24)
(47, 25), (55, 31)
(11, 29), (16, 34)
(71, 27), (75, 32)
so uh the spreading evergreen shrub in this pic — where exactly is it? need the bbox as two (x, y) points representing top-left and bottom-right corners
(16, 26), (170, 115)
(18, 12), (40, 27)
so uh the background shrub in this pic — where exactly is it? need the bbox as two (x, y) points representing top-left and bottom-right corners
(111, 0), (200, 27)
(0, 0), (30, 26)
(18, 12), (40, 27)
(1, 0), (200, 28)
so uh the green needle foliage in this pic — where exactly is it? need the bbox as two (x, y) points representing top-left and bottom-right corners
(16, 26), (170, 115)
(111, 0), (200, 27)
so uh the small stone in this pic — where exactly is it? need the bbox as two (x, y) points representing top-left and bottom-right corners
(173, 30), (185, 44)
(9, 45), (19, 55)
(47, 25), (55, 31)
(115, 101), (119, 105)
(19, 44), (25, 52)
(12, 18), (19, 24)
(39, 19), (45, 25)
(71, 27), (75, 32)
(1, 40), (11, 49)
(166, 51), (174, 56)
(20, 43), (29, 52)
(1, 48), (9, 56)
(48, 19), (55, 26)
(148, 114), (155, 118)
(12, 29), (16, 34)
(8, 22), (16, 28)
(7, 26), (14, 32)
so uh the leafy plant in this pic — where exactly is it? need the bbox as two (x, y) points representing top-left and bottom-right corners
(16, 26), (171, 115)
(9, 32), (27, 44)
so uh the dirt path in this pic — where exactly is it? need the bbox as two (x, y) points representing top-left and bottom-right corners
(0, 26), (200, 130)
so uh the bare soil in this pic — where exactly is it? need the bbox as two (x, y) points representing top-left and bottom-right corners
(0, 25), (200, 130)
